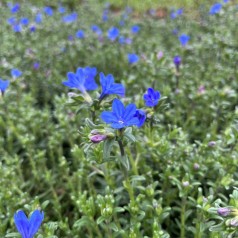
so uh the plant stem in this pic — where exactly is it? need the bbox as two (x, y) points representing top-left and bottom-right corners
(180, 197), (186, 238)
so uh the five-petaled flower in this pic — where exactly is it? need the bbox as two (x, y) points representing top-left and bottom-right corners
(101, 98), (140, 129)
(128, 53), (139, 64)
(14, 210), (44, 238)
(131, 25), (140, 34)
(62, 67), (98, 93)
(99, 73), (125, 100)
(209, 3), (222, 15)
(144, 88), (161, 107)
(107, 26), (119, 41)
(76, 30), (85, 39)
(179, 34), (190, 47)
(91, 25), (102, 35)
(0, 79), (10, 95)
(11, 68), (22, 78)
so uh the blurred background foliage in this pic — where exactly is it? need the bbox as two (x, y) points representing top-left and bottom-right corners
(1, 0), (238, 237)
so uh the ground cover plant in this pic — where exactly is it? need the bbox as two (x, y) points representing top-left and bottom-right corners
(0, 1), (238, 237)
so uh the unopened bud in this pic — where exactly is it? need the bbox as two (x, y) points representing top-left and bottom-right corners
(173, 55), (181, 67)
(217, 207), (231, 217)
(208, 141), (216, 147)
(193, 163), (200, 170)
(90, 134), (107, 143)
(230, 218), (238, 227)
(182, 181), (189, 187)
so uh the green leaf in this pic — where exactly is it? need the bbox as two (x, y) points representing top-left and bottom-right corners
(103, 138), (115, 160)
(97, 216), (105, 225)
(114, 207), (125, 213)
(130, 175), (146, 182)
(5, 233), (21, 237)
(120, 155), (130, 171)
(109, 222), (119, 232)
(73, 216), (92, 229)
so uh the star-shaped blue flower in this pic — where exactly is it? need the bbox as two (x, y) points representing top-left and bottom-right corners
(11, 68), (22, 78)
(99, 73), (125, 100)
(62, 12), (77, 23)
(0, 79), (10, 94)
(11, 3), (20, 14)
(107, 27), (119, 41)
(131, 25), (140, 34)
(144, 88), (161, 107)
(76, 30), (85, 39)
(101, 99), (140, 129)
(128, 53), (139, 64)
(44, 6), (53, 16)
(14, 210), (44, 238)
(209, 3), (222, 14)
(62, 67), (98, 93)
(91, 25), (102, 35)
(179, 34), (190, 47)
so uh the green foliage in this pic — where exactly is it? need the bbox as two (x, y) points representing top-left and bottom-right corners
(1, 1), (238, 238)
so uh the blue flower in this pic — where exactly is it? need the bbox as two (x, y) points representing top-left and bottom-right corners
(58, 6), (65, 13)
(12, 24), (22, 32)
(134, 109), (146, 127)
(170, 8), (183, 19)
(125, 38), (132, 44)
(173, 56), (181, 66)
(107, 27), (119, 41)
(119, 20), (125, 26)
(0, 79), (10, 94)
(209, 3), (222, 14)
(44, 6), (53, 16)
(35, 14), (42, 24)
(99, 73), (125, 100)
(223, 0), (229, 3)
(30, 25), (36, 32)
(68, 35), (74, 41)
(170, 11), (177, 19)
(33, 62), (40, 70)
(179, 34), (190, 46)
(177, 8), (183, 15)
(91, 25), (102, 35)
(101, 98), (140, 129)
(62, 67), (98, 93)
(11, 69), (22, 78)
(14, 210), (44, 238)
(128, 53), (139, 64)
(119, 36), (125, 44)
(62, 12), (77, 23)
(76, 30), (85, 39)
(172, 28), (179, 35)
(7, 17), (16, 25)
(144, 88), (161, 107)
(102, 10), (109, 22)
(131, 25), (140, 34)
(20, 18), (29, 25)
(11, 3), (20, 14)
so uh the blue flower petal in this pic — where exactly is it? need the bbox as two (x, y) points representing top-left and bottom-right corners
(111, 122), (125, 129)
(112, 99), (125, 118)
(14, 211), (30, 238)
(101, 112), (118, 123)
(124, 103), (137, 121)
(28, 210), (44, 238)
(107, 84), (125, 97)
(125, 117), (140, 127)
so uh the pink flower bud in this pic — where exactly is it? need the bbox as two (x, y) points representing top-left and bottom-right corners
(90, 134), (107, 143)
